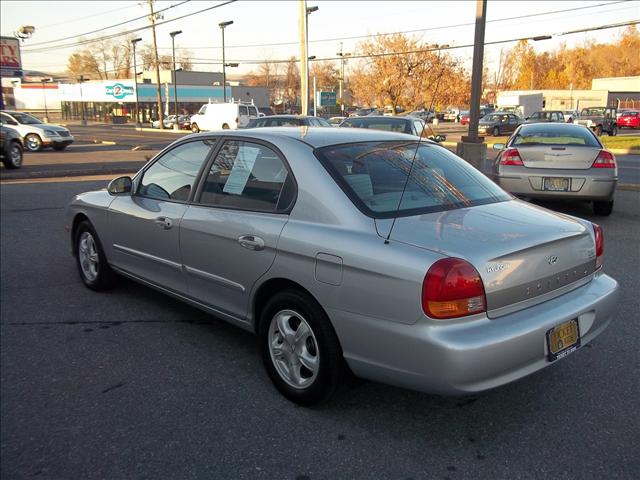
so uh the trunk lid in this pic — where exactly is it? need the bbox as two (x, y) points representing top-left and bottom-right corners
(516, 145), (600, 170)
(376, 200), (597, 318)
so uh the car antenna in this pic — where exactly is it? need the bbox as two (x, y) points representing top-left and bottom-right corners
(384, 62), (447, 245)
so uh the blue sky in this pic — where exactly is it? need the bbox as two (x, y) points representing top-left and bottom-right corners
(1, 0), (637, 76)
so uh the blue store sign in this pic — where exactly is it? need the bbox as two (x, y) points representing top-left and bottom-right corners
(106, 83), (134, 100)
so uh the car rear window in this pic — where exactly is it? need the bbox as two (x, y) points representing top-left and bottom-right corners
(315, 141), (510, 218)
(622, 111), (638, 117)
(512, 124), (600, 147)
(341, 118), (410, 134)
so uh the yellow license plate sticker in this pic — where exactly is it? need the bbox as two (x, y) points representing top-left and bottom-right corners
(546, 319), (581, 361)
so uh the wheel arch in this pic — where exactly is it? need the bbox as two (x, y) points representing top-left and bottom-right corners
(251, 277), (330, 334)
(70, 212), (90, 255)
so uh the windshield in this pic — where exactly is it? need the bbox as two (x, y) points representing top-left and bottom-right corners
(315, 141), (511, 218)
(581, 108), (605, 116)
(511, 124), (600, 147)
(9, 112), (44, 124)
(481, 114), (499, 122)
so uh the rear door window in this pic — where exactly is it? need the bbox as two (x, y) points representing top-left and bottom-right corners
(197, 140), (295, 212)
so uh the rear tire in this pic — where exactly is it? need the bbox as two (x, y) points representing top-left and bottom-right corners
(2, 141), (23, 169)
(593, 200), (614, 216)
(191, 123), (200, 133)
(259, 290), (345, 406)
(608, 125), (617, 136)
(222, 123), (230, 130)
(74, 220), (117, 290)
(492, 126), (500, 136)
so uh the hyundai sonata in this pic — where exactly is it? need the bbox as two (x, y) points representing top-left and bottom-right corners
(66, 128), (619, 405)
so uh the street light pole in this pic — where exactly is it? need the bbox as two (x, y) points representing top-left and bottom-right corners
(78, 75), (86, 126)
(305, 5), (318, 115)
(219, 21), (233, 103)
(41, 78), (49, 123)
(131, 37), (142, 128)
(337, 43), (351, 116)
(170, 30), (182, 128)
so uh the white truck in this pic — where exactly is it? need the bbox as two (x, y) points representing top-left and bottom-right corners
(189, 100), (260, 132)
(497, 92), (544, 119)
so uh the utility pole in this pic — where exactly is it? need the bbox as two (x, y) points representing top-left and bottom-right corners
(299, 0), (308, 115)
(457, 0), (487, 171)
(148, 0), (164, 129)
(170, 30), (182, 126)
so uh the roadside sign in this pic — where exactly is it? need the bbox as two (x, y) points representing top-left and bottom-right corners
(1, 36), (23, 77)
(316, 91), (337, 107)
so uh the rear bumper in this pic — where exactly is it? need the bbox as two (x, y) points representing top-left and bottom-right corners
(496, 167), (617, 201)
(331, 272), (618, 395)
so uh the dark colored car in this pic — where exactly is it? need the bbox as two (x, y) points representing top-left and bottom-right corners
(1, 125), (24, 169)
(617, 110), (639, 129)
(258, 107), (275, 116)
(524, 111), (565, 124)
(246, 115), (332, 128)
(478, 112), (522, 136)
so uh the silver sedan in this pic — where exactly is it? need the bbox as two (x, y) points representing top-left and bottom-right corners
(66, 128), (619, 405)
(494, 123), (617, 215)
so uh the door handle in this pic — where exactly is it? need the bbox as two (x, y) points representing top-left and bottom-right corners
(154, 216), (173, 230)
(238, 235), (265, 251)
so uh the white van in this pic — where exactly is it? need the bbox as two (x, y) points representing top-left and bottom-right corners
(189, 101), (260, 132)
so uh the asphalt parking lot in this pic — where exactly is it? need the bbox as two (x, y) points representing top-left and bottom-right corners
(1, 175), (639, 479)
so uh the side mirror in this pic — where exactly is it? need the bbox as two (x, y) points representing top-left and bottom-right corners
(107, 176), (132, 195)
(493, 143), (505, 150)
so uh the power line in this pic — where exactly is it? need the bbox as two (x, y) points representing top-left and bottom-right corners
(157, 0), (632, 51)
(24, 19), (639, 72)
(23, 1), (238, 53)
(25, 0), (192, 48)
(37, 4), (141, 31)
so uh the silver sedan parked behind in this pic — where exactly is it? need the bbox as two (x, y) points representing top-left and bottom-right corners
(494, 123), (617, 216)
(66, 128), (619, 405)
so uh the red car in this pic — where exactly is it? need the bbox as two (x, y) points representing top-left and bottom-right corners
(617, 110), (639, 129)
(459, 111), (470, 125)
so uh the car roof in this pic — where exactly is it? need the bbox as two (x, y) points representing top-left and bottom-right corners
(344, 115), (410, 122)
(259, 115), (316, 119)
(185, 127), (423, 148)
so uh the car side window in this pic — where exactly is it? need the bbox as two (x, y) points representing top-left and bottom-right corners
(1, 113), (16, 125)
(239, 106), (249, 116)
(198, 140), (294, 212)
(138, 140), (214, 202)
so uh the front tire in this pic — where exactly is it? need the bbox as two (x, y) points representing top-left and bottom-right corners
(2, 141), (23, 169)
(260, 290), (345, 406)
(25, 133), (43, 152)
(75, 221), (117, 290)
(593, 200), (614, 216)
(594, 125), (603, 136)
(191, 123), (200, 133)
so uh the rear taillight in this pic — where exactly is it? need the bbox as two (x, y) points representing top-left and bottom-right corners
(592, 223), (604, 269)
(592, 150), (616, 168)
(422, 258), (487, 319)
(499, 148), (524, 166)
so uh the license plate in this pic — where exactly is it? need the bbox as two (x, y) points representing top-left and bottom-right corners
(543, 177), (570, 192)
(546, 319), (581, 362)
